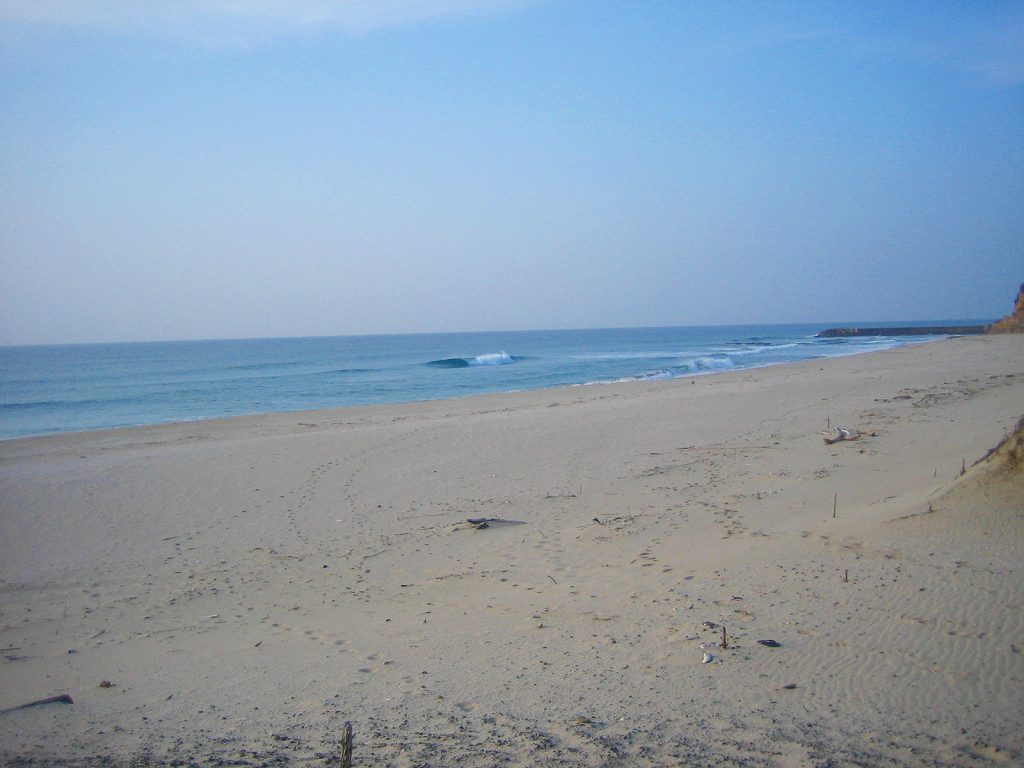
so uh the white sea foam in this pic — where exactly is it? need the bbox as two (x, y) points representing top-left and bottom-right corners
(730, 342), (800, 356)
(603, 355), (738, 384)
(469, 351), (514, 366)
(690, 356), (734, 371)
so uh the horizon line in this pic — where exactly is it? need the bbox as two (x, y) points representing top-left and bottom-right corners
(0, 317), (999, 349)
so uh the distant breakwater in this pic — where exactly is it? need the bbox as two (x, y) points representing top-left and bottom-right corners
(817, 325), (989, 338)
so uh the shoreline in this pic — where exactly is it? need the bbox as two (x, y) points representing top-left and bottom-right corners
(2, 335), (1023, 766)
(0, 334), (948, 444)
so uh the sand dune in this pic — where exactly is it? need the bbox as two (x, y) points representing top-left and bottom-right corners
(1, 335), (1022, 766)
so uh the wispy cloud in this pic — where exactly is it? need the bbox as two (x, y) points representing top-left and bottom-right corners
(846, 6), (1024, 88)
(973, 13), (1024, 86)
(704, 3), (1024, 90)
(0, 0), (536, 43)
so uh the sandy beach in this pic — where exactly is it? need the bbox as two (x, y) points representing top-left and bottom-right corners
(1, 334), (1022, 767)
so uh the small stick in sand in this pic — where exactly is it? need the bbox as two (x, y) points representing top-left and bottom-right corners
(340, 721), (353, 768)
(721, 626), (728, 649)
(833, 493), (837, 519)
(843, 569), (848, 583)
(0, 694), (74, 716)
(961, 458), (966, 476)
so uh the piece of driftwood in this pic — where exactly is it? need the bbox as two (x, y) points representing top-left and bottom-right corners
(340, 721), (353, 768)
(0, 694), (74, 716)
(822, 427), (875, 444)
(465, 517), (525, 530)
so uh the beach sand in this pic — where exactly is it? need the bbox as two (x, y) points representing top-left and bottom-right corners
(1, 335), (1022, 767)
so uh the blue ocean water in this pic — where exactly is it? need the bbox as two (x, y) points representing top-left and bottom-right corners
(0, 323), (984, 440)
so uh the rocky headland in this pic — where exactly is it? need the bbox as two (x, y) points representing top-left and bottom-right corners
(988, 283), (1024, 333)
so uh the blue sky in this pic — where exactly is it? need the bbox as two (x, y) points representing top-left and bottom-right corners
(1, 1), (1021, 345)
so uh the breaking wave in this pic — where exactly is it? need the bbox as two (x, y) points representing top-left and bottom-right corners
(427, 351), (516, 368)
(608, 355), (737, 383)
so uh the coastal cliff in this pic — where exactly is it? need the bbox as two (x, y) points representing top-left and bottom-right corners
(988, 283), (1024, 333)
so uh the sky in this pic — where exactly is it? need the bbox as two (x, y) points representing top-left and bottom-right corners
(1, 1), (1022, 345)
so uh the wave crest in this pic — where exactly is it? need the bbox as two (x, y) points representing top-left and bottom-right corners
(427, 351), (515, 368)
(471, 351), (514, 366)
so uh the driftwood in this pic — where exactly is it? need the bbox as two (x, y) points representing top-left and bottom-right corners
(340, 721), (353, 768)
(0, 694), (74, 716)
(465, 517), (525, 530)
(822, 427), (875, 444)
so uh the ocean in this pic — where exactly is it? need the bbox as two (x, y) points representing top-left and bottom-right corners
(0, 323), (984, 440)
